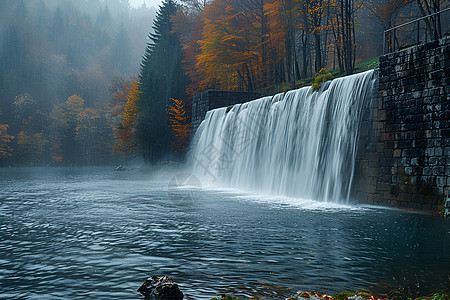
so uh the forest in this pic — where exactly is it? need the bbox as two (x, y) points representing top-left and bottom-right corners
(0, 0), (447, 165)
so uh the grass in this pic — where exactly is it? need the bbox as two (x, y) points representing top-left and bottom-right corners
(263, 56), (381, 94)
(355, 56), (380, 72)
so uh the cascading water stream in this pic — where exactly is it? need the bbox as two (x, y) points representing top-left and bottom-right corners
(189, 70), (376, 203)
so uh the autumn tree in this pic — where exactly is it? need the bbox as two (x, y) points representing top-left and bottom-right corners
(110, 77), (133, 118)
(172, 0), (207, 98)
(15, 131), (48, 164)
(113, 78), (141, 155)
(193, 0), (286, 92)
(167, 98), (191, 152)
(12, 92), (49, 164)
(74, 107), (114, 164)
(0, 124), (14, 161)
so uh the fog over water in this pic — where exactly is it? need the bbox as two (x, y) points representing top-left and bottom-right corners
(0, 1), (156, 165)
(0, 167), (449, 299)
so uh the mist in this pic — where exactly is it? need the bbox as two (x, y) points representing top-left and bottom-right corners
(0, 0), (156, 166)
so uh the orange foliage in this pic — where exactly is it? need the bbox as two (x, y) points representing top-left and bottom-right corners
(65, 95), (85, 122)
(110, 78), (133, 117)
(189, 0), (285, 93)
(0, 124), (14, 159)
(179, 0), (366, 94)
(167, 98), (191, 152)
(113, 78), (141, 155)
(183, 20), (206, 99)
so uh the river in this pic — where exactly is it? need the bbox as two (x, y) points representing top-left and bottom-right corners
(0, 167), (449, 299)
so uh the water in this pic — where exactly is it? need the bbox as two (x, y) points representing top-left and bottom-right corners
(1, 167), (449, 299)
(190, 70), (376, 203)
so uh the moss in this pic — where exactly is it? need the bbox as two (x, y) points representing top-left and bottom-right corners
(402, 175), (411, 185)
(429, 291), (450, 300)
(333, 292), (356, 300)
(312, 68), (334, 91)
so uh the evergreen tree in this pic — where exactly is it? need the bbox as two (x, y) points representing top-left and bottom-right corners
(136, 0), (186, 162)
(112, 23), (131, 74)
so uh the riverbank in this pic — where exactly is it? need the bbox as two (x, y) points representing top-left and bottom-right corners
(209, 288), (449, 300)
(139, 275), (449, 300)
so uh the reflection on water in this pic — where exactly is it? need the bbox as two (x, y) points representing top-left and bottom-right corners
(0, 167), (449, 299)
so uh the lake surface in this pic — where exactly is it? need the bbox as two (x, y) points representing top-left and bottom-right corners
(1, 167), (449, 299)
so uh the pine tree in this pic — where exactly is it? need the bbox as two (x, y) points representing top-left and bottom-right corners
(112, 22), (131, 73)
(136, 0), (186, 162)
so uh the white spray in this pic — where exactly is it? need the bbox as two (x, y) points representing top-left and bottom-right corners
(189, 70), (376, 203)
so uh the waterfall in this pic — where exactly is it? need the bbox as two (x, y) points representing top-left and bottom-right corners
(189, 70), (376, 203)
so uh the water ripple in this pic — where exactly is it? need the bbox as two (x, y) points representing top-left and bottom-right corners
(0, 167), (449, 299)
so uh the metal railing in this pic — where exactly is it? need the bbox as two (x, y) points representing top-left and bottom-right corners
(383, 7), (450, 54)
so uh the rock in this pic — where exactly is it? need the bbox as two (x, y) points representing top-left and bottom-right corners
(137, 276), (184, 300)
(114, 165), (126, 171)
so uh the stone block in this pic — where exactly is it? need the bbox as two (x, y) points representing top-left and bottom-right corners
(443, 147), (450, 157)
(425, 148), (435, 156)
(377, 182), (390, 192)
(411, 157), (420, 166)
(368, 184), (377, 193)
(433, 166), (445, 175)
(442, 129), (450, 138)
(394, 149), (402, 157)
(405, 167), (413, 175)
(428, 157), (439, 166)
(436, 176), (446, 187)
(445, 166), (450, 176)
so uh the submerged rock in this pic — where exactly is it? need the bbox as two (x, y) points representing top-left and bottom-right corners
(137, 276), (183, 300)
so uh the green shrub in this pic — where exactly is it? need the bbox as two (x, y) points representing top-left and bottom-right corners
(312, 68), (334, 91)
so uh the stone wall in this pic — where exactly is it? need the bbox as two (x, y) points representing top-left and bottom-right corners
(353, 36), (450, 209)
(191, 90), (260, 134)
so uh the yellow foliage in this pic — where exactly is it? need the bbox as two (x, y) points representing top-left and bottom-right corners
(113, 78), (141, 155)
(122, 79), (141, 129)
(312, 68), (334, 91)
(167, 98), (191, 152)
(0, 123), (14, 159)
(13, 92), (35, 108)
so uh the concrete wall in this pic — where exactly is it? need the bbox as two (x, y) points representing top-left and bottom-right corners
(191, 90), (260, 134)
(353, 36), (450, 209)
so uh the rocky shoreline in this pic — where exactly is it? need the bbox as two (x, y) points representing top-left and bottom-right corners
(138, 276), (449, 300)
